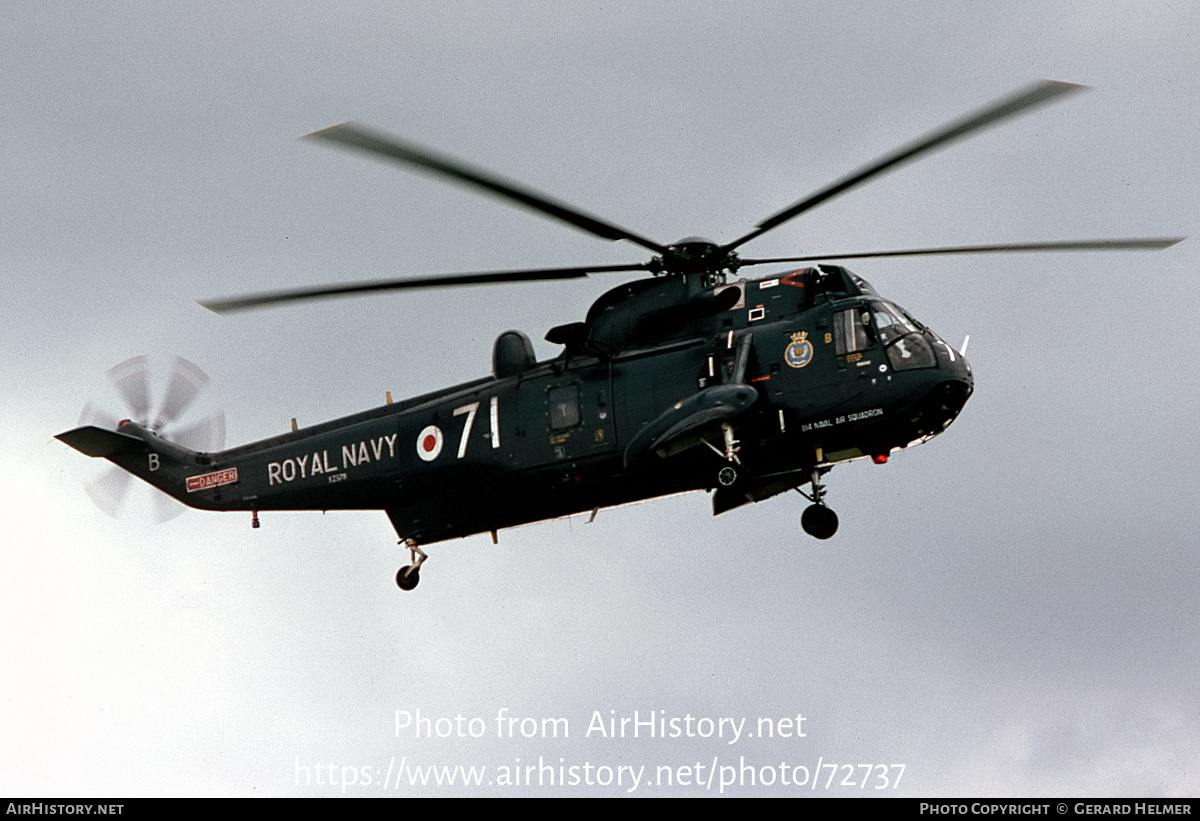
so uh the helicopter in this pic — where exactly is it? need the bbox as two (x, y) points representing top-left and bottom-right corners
(56, 80), (1181, 591)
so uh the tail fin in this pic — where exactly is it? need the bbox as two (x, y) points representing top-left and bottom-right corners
(56, 421), (215, 508)
(56, 425), (145, 459)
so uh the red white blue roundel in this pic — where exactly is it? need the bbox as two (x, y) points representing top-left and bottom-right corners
(416, 425), (444, 461)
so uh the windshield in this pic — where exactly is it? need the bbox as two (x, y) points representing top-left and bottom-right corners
(871, 301), (936, 371)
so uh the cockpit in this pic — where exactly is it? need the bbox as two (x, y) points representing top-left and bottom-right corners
(833, 299), (939, 371)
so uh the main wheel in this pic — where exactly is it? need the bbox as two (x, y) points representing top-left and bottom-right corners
(717, 465), (738, 487)
(396, 566), (421, 590)
(801, 504), (839, 540)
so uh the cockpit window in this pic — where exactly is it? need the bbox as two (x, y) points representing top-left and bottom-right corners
(871, 302), (936, 371)
(871, 302), (919, 345)
(833, 307), (875, 355)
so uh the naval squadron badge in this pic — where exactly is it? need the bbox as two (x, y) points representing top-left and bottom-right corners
(785, 331), (814, 368)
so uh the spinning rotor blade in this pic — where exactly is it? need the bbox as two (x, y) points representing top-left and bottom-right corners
(306, 123), (667, 255)
(722, 80), (1086, 253)
(170, 411), (226, 453)
(153, 356), (210, 430)
(738, 237), (1185, 267)
(200, 263), (652, 314)
(106, 356), (151, 421)
(85, 466), (133, 518)
(74, 356), (224, 521)
(78, 401), (121, 432)
(84, 465), (184, 522)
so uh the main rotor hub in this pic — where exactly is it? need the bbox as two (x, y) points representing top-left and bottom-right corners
(668, 237), (719, 259)
(655, 237), (738, 280)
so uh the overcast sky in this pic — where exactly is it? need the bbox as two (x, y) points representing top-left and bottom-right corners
(2, 0), (1198, 797)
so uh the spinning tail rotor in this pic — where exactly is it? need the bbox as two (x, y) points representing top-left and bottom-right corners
(77, 356), (225, 521)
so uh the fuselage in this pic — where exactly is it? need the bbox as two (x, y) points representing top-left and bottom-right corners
(67, 266), (973, 545)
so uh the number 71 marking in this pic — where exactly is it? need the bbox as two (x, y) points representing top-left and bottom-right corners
(452, 397), (500, 459)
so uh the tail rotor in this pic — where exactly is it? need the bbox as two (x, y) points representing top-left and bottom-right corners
(76, 356), (225, 522)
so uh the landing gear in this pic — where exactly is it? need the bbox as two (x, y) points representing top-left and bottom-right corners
(717, 464), (739, 487)
(701, 423), (743, 466)
(801, 503), (839, 539)
(798, 468), (839, 539)
(395, 539), (427, 591)
(700, 421), (745, 489)
(701, 422), (745, 490)
(396, 565), (421, 590)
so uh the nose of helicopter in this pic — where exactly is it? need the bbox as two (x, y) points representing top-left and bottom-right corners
(925, 338), (974, 434)
(889, 335), (974, 444)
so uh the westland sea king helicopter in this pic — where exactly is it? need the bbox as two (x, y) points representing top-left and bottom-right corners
(57, 81), (1181, 590)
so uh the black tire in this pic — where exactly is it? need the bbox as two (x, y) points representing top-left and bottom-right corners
(801, 504), (839, 540)
(396, 566), (421, 590)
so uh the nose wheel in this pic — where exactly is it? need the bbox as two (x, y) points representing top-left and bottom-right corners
(798, 468), (839, 539)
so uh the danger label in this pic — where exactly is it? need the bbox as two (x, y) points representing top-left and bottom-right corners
(186, 467), (239, 493)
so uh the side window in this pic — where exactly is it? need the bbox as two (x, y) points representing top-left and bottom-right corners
(547, 385), (581, 430)
(833, 307), (874, 355)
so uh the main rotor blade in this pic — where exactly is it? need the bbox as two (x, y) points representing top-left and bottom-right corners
(306, 123), (667, 255)
(722, 80), (1087, 253)
(737, 237), (1185, 267)
(200, 263), (652, 314)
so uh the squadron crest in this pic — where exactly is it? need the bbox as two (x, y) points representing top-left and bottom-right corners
(785, 331), (814, 369)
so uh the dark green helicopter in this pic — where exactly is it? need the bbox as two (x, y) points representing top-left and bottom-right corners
(56, 80), (1180, 590)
